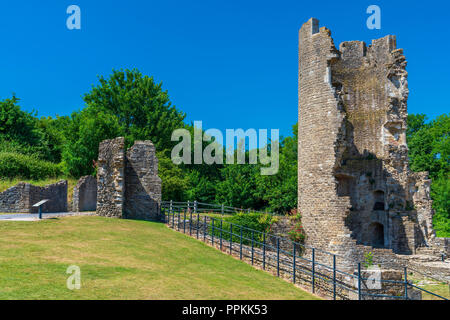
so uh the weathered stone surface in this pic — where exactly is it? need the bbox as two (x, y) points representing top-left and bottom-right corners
(96, 137), (161, 220)
(298, 18), (436, 267)
(96, 137), (125, 218)
(0, 180), (67, 213)
(124, 141), (161, 220)
(72, 175), (97, 212)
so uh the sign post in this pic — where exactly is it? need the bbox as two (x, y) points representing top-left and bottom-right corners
(32, 200), (50, 220)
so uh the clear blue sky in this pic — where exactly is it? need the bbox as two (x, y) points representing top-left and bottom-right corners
(0, 0), (448, 138)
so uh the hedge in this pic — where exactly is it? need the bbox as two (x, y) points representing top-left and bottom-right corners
(0, 152), (61, 180)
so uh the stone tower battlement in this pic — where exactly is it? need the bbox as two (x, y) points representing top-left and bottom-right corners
(298, 18), (434, 266)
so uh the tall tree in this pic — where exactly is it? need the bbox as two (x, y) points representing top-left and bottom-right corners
(83, 69), (186, 151)
(0, 96), (40, 146)
(407, 113), (450, 236)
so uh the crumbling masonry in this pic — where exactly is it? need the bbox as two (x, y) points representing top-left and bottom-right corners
(298, 18), (436, 265)
(97, 137), (162, 220)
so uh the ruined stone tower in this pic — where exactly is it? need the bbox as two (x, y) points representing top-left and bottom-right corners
(298, 18), (435, 264)
(97, 137), (162, 220)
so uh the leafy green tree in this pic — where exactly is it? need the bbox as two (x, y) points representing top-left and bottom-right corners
(255, 123), (298, 214)
(431, 176), (450, 237)
(61, 69), (187, 177)
(407, 113), (449, 179)
(61, 109), (121, 177)
(215, 163), (262, 209)
(0, 96), (40, 146)
(157, 150), (188, 201)
(185, 170), (218, 203)
(83, 68), (186, 150)
(37, 116), (71, 163)
(407, 113), (450, 236)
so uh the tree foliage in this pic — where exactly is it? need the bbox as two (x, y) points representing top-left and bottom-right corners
(407, 113), (450, 236)
(83, 68), (186, 150)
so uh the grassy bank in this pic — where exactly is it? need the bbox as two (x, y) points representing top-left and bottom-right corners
(0, 216), (318, 300)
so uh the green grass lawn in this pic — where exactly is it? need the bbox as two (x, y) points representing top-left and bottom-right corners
(410, 275), (450, 300)
(0, 216), (319, 300)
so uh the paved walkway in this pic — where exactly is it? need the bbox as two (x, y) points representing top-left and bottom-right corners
(0, 212), (95, 221)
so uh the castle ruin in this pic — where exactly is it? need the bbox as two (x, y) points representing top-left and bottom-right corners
(298, 18), (436, 265)
(97, 137), (162, 220)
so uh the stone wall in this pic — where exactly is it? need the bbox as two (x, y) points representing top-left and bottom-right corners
(298, 18), (435, 265)
(0, 180), (67, 213)
(124, 141), (161, 220)
(96, 137), (161, 220)
(72, 176), (97, 212)
(97, 137), (126, 218)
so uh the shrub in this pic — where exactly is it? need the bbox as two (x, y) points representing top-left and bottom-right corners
(0, 152), (61, 180)
(363, 252), (374, 269)
(287, 209), (306, 244)
(209, 212), (276, 245)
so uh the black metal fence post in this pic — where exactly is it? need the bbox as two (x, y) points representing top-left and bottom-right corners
(263, 233), (266, 270)
(240, 226), (243, 260)
(189, 211), (192, 235)
(172, 210), (174, 228)
(404, 267), (408, 300)
(333, 255), (336, 300)
(211, 218), (215, 245)
(197, 214), (200, 239)
(203, 216), (207, 241)
(312, 248), (315, 293)
(293, 244), (296, 284)
(358, 262), (362, 300)
(230, 224), (233, 254)
(276, 237), (280, 277)
(220, 220), (223, 250)
(251, 231), (254, 265)
(183, 211), (186, 233)
(177, 211), (180, 231)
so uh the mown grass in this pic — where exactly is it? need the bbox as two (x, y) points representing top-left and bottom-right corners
(410, 275), (450, 300)
(0, 216), (319, 300)
(0, 177), (78, 207)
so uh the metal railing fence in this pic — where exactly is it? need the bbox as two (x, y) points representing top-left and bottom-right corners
(160, 201), (448, 301)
